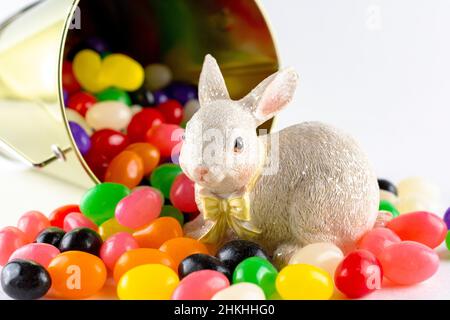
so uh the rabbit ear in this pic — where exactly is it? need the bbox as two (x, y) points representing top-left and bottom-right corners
(198, 54), (230, 107)
(240, 68), (298, 124)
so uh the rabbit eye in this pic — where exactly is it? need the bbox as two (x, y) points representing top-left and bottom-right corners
(233, 137), (244, 153)
(181, 133), (186, 141)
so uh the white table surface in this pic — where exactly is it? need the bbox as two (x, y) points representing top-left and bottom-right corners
(0, 0), (449, 300)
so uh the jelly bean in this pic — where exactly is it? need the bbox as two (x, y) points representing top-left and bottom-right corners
(446, 231), (450, 250)
(36, 227), (65, 248)
(0, 227), (27, 266)
(99, 232), (139, 270)
(160, 205), (184, 226)
(233, 257), (277, 298)
(276, 264), (334, 300)
(379, 200), (399, 218)
(62, 61), (81, 94)
(288, 242), (344, 276)
(150, 164), (183, 198)
(374, 210), (394, 228)
(85, 36), (109, 53)
(129, 86), (155, 106)
(17, 211), (50, 243)
(96, 87), (131, 106)
(115, 187), (163, 229)
(357, 228), (401, 258)
(69, 121), (91, 155)
(113, 248), (176, 282)
(63, 89), (69, 105)
(86, 101), (132, 131)
(89, 129), (129, 160)
(378, 241), (439, 285)
(144, 63), (173, 91)
(378, 178), (398, 195)
(48, 204), (80, 228)
(65, 109), (93, 136)
(85, 151), (110, 181)
(59, 227), (103, 256)
(444, 207), (450, 229)
(183, 99), (200, 122)
(386, 211), (447, 249)
(63, 212), (97, 232)
(1, 260), (51, 300)
(80, 182), (130, 225)
(166, 82), (197, 105)
(212, 283), (265, 300)
(179, 253), (232, 281)
(334, 250), (383, 298)
(397, 177), (440, 201)
(104, 151), (144, 189)
(160, 237), (209, 268)
(126, 109), (164, 143)
(153, 90), (169, 105)
(130, 104), (142, 116)
(146, 124), (184, 158)
(170, 173), (198, 213)
(99, 53), (144, 91)
(98, 218), (133, 241)
(67, 92), (96, 117)
(379, 190), (398, 205)
(117, 264), (179, 300)
(397, 195), (437, 215)
(157, 100), (183, 125)
(133, 217), (183, 248)
(125, 143), (160, 175)
(73, 49), (108, 93)
(172, 270), (229, 300)
(216, 240), (269, 272)
(9, 243), (60, 268)
(48, 251), (107, 299)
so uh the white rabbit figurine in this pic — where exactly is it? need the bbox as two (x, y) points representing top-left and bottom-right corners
(179, 55), (379, 264)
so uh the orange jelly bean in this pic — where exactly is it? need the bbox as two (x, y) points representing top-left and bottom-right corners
(104, 151), (144, 188)
(47, 251), (107, 299)
(159, 237), (209, 268)
(113, 248), (176, 283)
(125, 143), (160, 176)
(132, 217), (183, 249)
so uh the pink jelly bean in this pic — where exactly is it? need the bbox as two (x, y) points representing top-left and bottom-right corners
(171, 270), (230, 300)
(99, 232), (139, 270)
(17, 211), (50, 242)
(378, 241), (439, 285)
(387, 211), (447, 249)
(170, 173), (198, 213)
(115, 187), (163, 229)
(63, 212), (98, 232)
(357, 228), (401, 258)
(9, 243), (60, 268)
(0, 227), (27, 266)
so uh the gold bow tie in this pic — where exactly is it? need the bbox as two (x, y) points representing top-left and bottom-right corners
(199, 194), (261, 244)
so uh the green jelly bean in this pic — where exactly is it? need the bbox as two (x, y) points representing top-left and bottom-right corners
(379, 199), (399, 217)
(96, 87), (131, 106)
(160, 205), (184, 226)
(446, 231), (450, 251)
(232, 257), (278, 298)
(150, 164), (182, 198)
(80, 183), (130, 225)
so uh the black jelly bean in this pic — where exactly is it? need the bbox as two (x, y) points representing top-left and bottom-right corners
(216, 240), (269, 273)
(36, 227), (66, 247)
(378, 178), (398, 195)
(179, 253), (232, 281)
(129, 86), (155, 106)
(59, 227), (102, 256)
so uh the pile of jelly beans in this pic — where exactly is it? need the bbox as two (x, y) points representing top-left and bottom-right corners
(0, 176), (448, 300)
(63, 37), (199, 190)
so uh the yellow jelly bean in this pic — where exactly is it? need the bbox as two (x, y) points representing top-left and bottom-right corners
(99, 54), (144, 91)
(72, 49), (108, 93)
(117, 264), (179, 300)
(98, 218), (134, 241)
(276, 264), (334, 300)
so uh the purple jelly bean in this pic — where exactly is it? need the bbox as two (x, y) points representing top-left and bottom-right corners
(444, 207), (450, 230)
(63, 89), (69, 106)
(85, 37), (109, 53)
(69, 121), (91, 155)
(153, 90), (169, 105)
(166, 83), (198, 105)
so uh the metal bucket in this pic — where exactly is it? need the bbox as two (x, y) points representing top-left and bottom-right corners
(0, 0), (279, 188)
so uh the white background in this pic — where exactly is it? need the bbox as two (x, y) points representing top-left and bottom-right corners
(0, 0), (449, 299)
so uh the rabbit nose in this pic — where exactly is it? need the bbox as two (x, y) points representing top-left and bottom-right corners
(195, 167), (209, 177)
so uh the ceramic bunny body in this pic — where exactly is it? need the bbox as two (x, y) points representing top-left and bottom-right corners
(179, 55), (379, 264)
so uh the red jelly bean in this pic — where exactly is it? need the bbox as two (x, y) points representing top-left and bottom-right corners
(49, 204), (80, 228)
(157, 100), (183, 125)
(170, 173), (198, 213)
(171, 270), (230, 300)
(334, 250), (383, 299)
(90, 129), (129, 160)
(0, 227), (27, 266)
(357, 228), (401, 258)
(386, 211), (447, 249)
(127, 109), (164, 143)
(62, 61), (81, 94)
(146, 123), (184, 158)
(67, 92), (97, 117)
(85, 151), (110, 181)
(63, 212), (98, 232)
(17, 211), (50, 243)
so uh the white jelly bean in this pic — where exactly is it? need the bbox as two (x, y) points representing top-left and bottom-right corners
(144, 64), (172, 91)
(86, 101), (132, 131)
